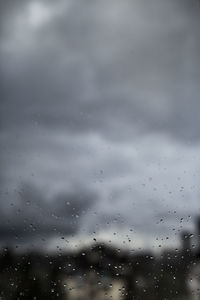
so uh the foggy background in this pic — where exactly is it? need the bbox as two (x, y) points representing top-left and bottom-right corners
(1, 0), (200, 251)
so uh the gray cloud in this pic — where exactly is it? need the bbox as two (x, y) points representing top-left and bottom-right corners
(1, 0), (200, 249)
(0, 0), (200, 142)
(0, 183), (96, 246)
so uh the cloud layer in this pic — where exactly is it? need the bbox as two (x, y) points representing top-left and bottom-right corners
(1, 0), (200, 249)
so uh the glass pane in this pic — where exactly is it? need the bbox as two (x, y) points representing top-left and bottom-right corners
(1, 0), (200, 299)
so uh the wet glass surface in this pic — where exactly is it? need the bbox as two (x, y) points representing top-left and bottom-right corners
(1, 0), (200, 299)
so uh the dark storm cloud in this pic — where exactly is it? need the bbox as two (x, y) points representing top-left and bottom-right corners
(1, 0), (200, 249)
(0, 0), (200, 142)
(0, 184), (96, 245)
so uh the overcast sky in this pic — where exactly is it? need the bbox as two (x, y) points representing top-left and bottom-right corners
(1, 0), (200, 251)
